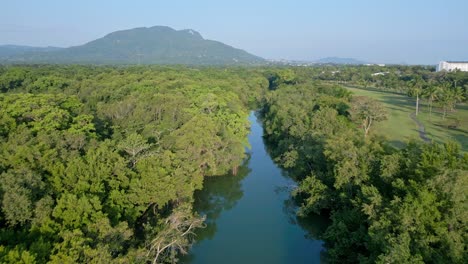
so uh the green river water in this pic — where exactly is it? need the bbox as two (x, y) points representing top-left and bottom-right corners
(183, 112), (327, 264)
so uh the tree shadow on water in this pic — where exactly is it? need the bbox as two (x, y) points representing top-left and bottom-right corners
(181, 156), (251, 263)
(191, 154), (252, 241)
(281, 194), (330, 241)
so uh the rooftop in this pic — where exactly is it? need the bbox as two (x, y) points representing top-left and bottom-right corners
(443, 61), (468, 63)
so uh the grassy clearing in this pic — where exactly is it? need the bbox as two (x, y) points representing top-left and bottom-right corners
(345, 86), (468, 151)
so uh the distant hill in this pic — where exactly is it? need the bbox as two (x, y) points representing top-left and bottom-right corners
(0, 26), (265, 65)
(0, 45), (63, 59)
(315, 57), (367, 65)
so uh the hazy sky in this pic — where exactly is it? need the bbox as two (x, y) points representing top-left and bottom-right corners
(1, 0), (467, 64)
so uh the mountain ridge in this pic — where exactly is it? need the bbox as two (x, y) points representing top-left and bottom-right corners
(0, 26), (265, 65)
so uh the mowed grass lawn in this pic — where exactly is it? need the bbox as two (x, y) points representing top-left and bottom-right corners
(345, 86), (468, 151)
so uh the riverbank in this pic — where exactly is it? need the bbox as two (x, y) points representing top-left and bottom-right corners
(183, 112), (326, 264)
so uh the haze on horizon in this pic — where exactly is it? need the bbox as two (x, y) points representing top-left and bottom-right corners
(1, 0), (467, 65)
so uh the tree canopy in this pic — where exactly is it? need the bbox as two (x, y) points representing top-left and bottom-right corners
(0, 65), (268, 263)
(261, 73), (467, 263)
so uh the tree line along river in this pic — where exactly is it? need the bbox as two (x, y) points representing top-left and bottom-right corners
(182, 112), (328, 264)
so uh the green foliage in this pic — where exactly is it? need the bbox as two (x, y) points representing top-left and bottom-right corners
(145, 206), (205, 263)
(261, 74), (468, 263)
(294, 174), (329, 216)
(28, 76), (69, 93)
(0, 67), (28, 92)
(1, 168), (44, 226)
(0, 65), (267, 263)
(349, 96), (387, 137)
(2, 64), (464, 263)
(0, 245), (36, 264)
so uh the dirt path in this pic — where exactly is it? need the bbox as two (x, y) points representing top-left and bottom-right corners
(410, 113), (431, 142)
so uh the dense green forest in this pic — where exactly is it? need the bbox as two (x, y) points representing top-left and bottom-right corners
(0, 65), (267, 263)
(261, 71), (467, 263)
(0, 65), (467, 263)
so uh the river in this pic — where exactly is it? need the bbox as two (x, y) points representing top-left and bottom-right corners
(182, 111), (326, 264)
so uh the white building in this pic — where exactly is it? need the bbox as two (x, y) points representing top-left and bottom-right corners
(371, 71), (389, 76)
(437, 61), (468, 72)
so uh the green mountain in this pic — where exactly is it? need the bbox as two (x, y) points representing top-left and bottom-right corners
(1, 26), (265, 65)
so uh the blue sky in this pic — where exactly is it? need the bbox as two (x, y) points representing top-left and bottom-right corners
(1, 0), (467, 64)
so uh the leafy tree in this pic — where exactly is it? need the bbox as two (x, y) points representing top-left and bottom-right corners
(422, 84), (440, 119)
(118, 133), (152, 167)
(408, 76), (425, 116)
(0, 67), (28, 92)
(436, 85), (464, 120)
(349, 96), (387, 137)
(146, 208), (205, 264)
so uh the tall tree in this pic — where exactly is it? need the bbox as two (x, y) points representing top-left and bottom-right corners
(408, 76), (425, 116)
(146, 209), (205, 264)
(349, 96), (388, 138)
(452, 86), (466, 110)
(118, 132), (152, 167)
(437, 85), (458, 120)
(422, 84), (439, 119)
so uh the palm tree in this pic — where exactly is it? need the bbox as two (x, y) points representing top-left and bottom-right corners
(422, 85), (439, 120)
(438, 86), (455, 120)
(452, 86), (465, 110)
(409, 76), (425, 116)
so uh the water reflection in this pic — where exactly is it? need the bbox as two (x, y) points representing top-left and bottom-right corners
(262, 114), (330, 244)
(274, 180), (329, 242)
(281, 195), (329, 240)
(191, 155), (251, 241)
(183, 112), (326, 264)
